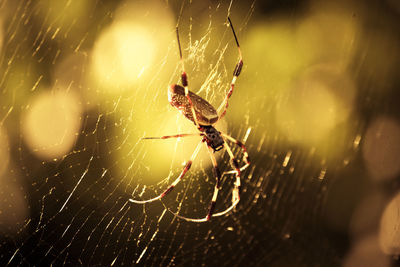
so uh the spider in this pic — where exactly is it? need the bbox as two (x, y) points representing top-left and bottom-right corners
(129, 17), (250, 222)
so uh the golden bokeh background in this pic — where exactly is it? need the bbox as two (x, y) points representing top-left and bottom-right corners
(0, 0), (399, 265)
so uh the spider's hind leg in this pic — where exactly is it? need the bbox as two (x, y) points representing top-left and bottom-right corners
(165, 140), (243, 222)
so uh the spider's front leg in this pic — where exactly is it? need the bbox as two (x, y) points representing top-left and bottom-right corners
(176, 27), (201, 130)
(129, 140), (202, 204)
(141, 133), (203, 140)
(217, 17), (243, 121)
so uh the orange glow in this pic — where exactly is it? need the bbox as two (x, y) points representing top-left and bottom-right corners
(363, 117), (400, 181)
(22, 90), (82, 160)
(344, 235), (390, 267)
(379, 192), (400, 256)
(349, 193), (385, 238)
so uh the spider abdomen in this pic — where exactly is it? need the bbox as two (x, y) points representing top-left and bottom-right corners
(168, 84), (218, 126)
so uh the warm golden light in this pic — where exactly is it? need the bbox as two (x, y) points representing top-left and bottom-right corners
(296, 6), (359, 68)
(0, 170), (29, 235)
(37, 0), (91, 31)
(276, 64), (355, 146)
(239, 8), (359, 157)
(0, 19), (3, 56)
(344, 234), (390, 267)
(277, 77), (337, 143)
(243, 20), (308, 95)
(118, 105), (227, 183)
(54, 52), (88, 90)
(349, 192), (385, 238)
(22, 90), (82, 160)
(92, 22), (157, 91)
(0, 127), (9, 176)
(89, 0), (175, 95)
(358, 30), (399, 90)
(363, 117), (400, 181)
(379, 192), (400, 256)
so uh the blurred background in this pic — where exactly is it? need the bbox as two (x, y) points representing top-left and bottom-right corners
(0, 0), (400, 266)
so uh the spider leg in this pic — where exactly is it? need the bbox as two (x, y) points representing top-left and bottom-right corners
(221, 133), (250, 174)
(129, 140), (202, 204)
(164, 141), (238, 222)
(141, 133), (203, 140)
(176, 27), (201, 130)
(205, 144), (222, 221)
(217, 17), (243, 121)
(223, 140), (242, 205)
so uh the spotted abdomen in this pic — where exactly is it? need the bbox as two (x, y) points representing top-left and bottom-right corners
(168, 84), (218, 126)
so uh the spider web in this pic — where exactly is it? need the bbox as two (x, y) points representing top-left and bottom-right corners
(1, 0), (400, 266)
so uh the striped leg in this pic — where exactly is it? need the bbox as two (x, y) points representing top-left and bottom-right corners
(129, 140), (203, 204)
(222, 133), (250, 173)
(217, 17), (243, 120)
(141, 133), (203, 140)
(223, 141), (242, 205)
(205, 144), (222, 221)
(165, 142), (238, 222)
(176, 27), (201, 129)
(207, 138), (248, 218)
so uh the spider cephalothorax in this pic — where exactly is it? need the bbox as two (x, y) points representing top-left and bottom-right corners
(201, 125), (224, 152)
(130, 17), (250, 222)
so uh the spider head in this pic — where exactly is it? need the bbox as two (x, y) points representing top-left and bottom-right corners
(202, 125), (224, 152)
